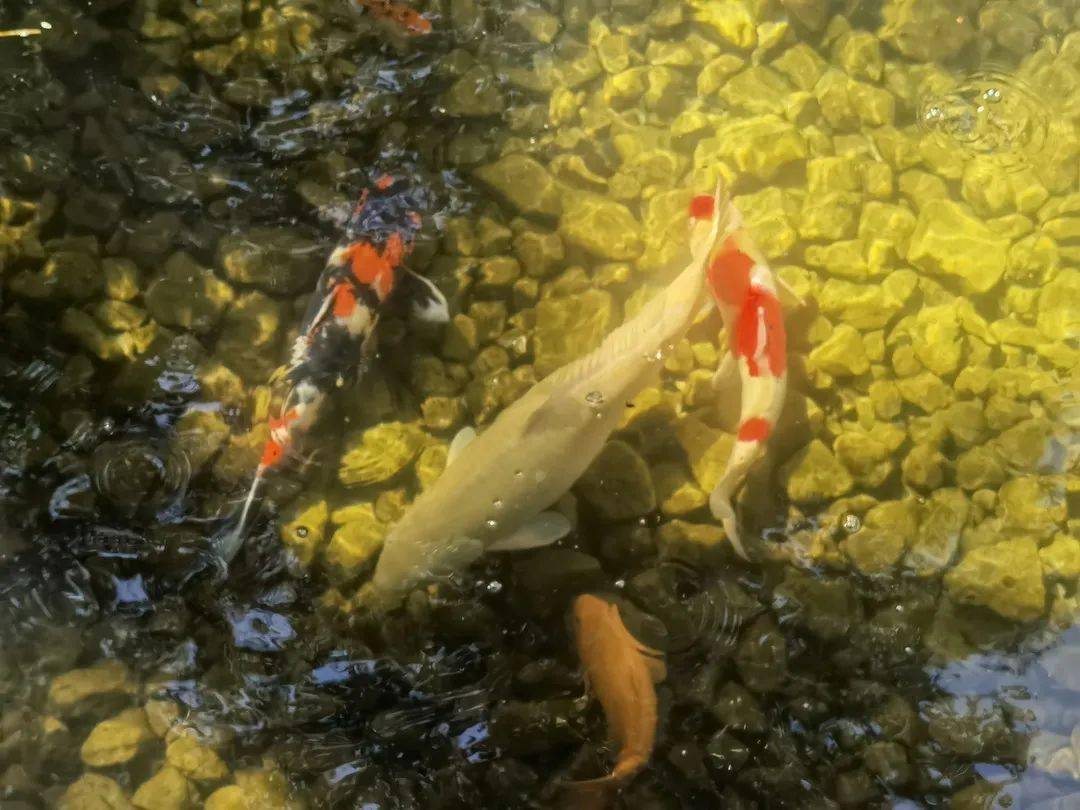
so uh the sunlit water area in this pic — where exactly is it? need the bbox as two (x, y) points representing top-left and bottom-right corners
(0, 0), (1077, 808)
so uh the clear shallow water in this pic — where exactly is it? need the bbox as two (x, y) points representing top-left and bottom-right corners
(0, 1), (1077, 808)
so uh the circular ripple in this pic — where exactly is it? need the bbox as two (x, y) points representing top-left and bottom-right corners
(918, 69), (1050, 168)
(92, 439), (191, 517)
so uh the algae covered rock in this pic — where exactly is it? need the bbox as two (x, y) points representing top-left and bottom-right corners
(475, 154), (562, 217)
(879, 0), (975, 62)
(48, 660), (135, 719)
(906, 489), (968, 575)
(906, 199), (1009, 294)
(575, 440), (656, 521)
(944, 537), (1046, 622)
(533, 289), (613, 377)
(217, 227), (323, 295)
(339, 422), (427, 486)
(58, 773), (133, 810)
(784, 440), (854, 504)
(132, 765), (197, 810)
(1036, 268), (1079, 341)
(808, 324), (869, 378)
(145, 252), (234, 334)
(712, 115), (807, 181)
(674, 416), (734, 496)
(841, 527), (906, 575)
(442, 65), (506, 117)
(81, 707), (156, 767)
(736, 615), (787, 693)
(165, 735), (229, 782)
(324, 505), (386, 576)
(215, 291), (285, 383)
(774, 569), (862, 641)
(558, 191), (642, 261)
(997, 475), (1066, 535)
(9, 250), (101, 301)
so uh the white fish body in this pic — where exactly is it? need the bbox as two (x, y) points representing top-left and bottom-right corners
(362, 190), (725, 609)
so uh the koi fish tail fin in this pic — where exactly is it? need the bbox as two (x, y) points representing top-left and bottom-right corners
(709, 438), (764, 561)
(562, 755), (645, 804)
(214, 471), (263, 563)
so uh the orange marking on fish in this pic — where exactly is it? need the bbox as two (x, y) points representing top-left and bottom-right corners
(260, 438), (285, 468)
(383, 231), (407, 267)
(345, 242), (388, 284)
(358, 0), (432, 35)
(567, 594), (665, 794)
(689, 194), (715, 220)
(375, 173), (395, 190)
(737, 417), (772, 442)
(707, 238), (754, 309)
(352, 188), (370, 217)
(332, 282), (357, 318)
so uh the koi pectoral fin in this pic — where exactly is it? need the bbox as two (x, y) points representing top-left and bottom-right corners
(401, 269), (450, 324)
(488, 511), (572, 551)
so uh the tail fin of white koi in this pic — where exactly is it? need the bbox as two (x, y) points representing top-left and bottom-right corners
(708, 440), (759, 561)
(213, 470), (263, 563)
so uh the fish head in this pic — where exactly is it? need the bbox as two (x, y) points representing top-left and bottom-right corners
(572, 593), (613, 636)
(347, 173), (428, 248)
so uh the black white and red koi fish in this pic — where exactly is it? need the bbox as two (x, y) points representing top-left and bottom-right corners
(220, 175), (448, 561)
(355, 0), (433, 35)
(690, 188), (791, 560)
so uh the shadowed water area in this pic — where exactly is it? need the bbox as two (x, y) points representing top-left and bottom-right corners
(0, 0), (1077, 808)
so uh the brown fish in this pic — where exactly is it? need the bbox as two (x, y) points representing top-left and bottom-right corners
(568, 594), (666, 795)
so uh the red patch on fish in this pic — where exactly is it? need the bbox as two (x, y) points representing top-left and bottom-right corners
(737, 417), (772, 442)
(707, 237), (754, 308)
(344, 242), (395, 298)
(733, 288), (787, 377)
(689, 194), (715, 220)
(382, 231), (407, 267)
(260, 439), (284, 468)
(332, 282), (357, 318)
(375, 174), (395, 190)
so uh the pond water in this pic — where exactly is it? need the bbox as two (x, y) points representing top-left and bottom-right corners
(0, 1), (1077, 808)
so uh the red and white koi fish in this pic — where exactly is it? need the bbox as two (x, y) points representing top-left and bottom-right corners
(691, 186), (789, 560)
(566, 594), (665, 799)
(220, 175), (448, 561)
(355, 0), (433, 35)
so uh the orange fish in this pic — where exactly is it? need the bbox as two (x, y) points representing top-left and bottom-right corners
(356, 0), (432, 35)
(568, 594), (666, 797)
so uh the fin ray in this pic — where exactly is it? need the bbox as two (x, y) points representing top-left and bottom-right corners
(488, 511), (572, 551)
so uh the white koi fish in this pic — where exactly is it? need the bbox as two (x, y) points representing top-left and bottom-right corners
(700, 190), (790, 560)
(357, 185), (728, 611)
